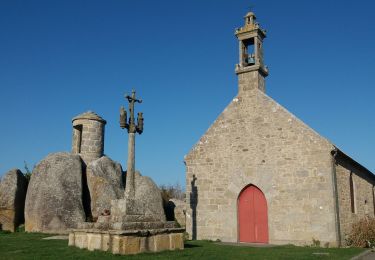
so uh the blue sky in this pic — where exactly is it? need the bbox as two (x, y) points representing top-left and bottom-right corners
(0, 0), (374, 187)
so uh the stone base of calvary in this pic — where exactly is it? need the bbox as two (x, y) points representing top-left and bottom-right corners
(68, 91), (184, 255)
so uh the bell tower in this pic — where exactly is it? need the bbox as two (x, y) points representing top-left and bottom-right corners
(235, 11), (268, 94)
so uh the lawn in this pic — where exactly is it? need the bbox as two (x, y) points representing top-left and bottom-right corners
(0, 232), (366, 260)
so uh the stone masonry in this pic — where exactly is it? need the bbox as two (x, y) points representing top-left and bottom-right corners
(72, 111), (106, 166)
(237, 70), (265, 93)
(185, 89), (337, 245)
(69, 228), (184, 255)
(335, 151), (375, 245)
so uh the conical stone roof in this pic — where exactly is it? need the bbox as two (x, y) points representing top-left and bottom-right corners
(72, 111), (106, 124)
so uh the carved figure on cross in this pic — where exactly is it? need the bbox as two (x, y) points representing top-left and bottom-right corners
(120, 90), (143, 134)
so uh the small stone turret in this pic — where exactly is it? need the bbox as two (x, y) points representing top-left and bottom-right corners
(72, 111), (106, 165)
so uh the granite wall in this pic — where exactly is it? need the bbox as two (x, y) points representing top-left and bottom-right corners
(185, 88), (339, 246)
(335, 155), (375, 245)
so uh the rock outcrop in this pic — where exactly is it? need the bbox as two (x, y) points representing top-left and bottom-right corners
(167, 199), (186, 227)
(134, 171), (166, 222)
(101, 172), (167, 230)
(0, 169), (28, 232)
(25, 152), (85, 233)
(87, 156), (124, 218)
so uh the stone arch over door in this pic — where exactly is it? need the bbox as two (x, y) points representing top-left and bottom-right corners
(238, 184), (269, 243)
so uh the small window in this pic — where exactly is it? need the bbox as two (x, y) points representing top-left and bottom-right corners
(349, 172), (357, 214)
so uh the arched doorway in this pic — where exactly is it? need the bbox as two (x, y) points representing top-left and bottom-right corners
(238, 185), (269, 243)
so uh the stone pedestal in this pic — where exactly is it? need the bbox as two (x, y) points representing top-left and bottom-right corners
(69, 227), (184, 255)
(110, 198), (165, 223)
(69, 196), (185, 255)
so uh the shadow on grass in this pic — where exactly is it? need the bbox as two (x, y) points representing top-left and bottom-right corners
(184, 243), (202, 248)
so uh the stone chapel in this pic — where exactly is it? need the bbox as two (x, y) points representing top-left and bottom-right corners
(184, 11), (375, 246)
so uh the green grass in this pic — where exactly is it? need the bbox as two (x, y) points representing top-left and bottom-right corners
(0, 232), (366, 260)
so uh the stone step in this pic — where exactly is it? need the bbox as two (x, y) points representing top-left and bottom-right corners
(69, 228), (185, 255)
(111, 221), (176, 231)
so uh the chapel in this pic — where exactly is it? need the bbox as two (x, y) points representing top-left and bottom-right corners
(184, 11), (375, 246)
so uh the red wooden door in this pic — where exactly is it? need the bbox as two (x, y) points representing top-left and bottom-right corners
(238, 185), (268, 243)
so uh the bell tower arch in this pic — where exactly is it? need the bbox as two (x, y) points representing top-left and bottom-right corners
(235, 11), (268, 94)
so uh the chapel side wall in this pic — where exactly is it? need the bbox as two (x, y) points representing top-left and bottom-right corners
(336, 161), (375, 244)
(185, 89), (338, 246)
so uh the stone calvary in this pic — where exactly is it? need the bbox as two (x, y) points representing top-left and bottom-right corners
(0, 90), (184, 255)
(68, 90), (185, 254)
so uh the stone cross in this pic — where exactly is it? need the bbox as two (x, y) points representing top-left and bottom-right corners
(120, 90), (144, 199)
